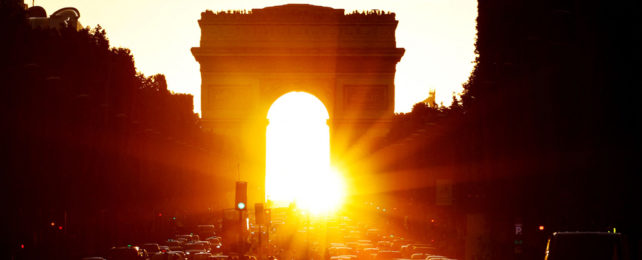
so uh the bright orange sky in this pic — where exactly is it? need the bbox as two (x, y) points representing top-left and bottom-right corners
(39, 0), (477, 114)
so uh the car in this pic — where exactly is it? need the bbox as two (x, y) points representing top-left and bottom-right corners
(159, 245), (170, 253)
(375, 250), (402, 260)
(410, 246), (435, 255)
(190, 251), (213, 260)
(206, 236), (223, 252)
(151, 251), (184, 260)
(357, 247), (379, 260)
(366, 229), (380, 240)
(168, 251), (186, 260)
(400, 244), (412, 256)
(544, 231), (628, 260)
(424, 256), (449, 260)
(328, 246), (354, 257)
(107, 246), (146, 260)
(355, 241), (375, 253)
(401, 244), (434, 257)
(197, 224), (217, 238)
(164, 239), (183, 251)
(176, 234), (201, 243)
(377, 241), (393, 250)
(184, 241), (212, 252)
(206, 236), (222, 244)
(140, 243), (162, 255)
(185, 248), (209, 259)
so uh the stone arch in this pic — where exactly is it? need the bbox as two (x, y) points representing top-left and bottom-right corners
(261, 84), (334, 122)
(192, 4), (404, 205)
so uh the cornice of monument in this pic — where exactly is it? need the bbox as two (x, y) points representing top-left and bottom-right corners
(200, 4), (398, 25)
(191, 47), (405, 59)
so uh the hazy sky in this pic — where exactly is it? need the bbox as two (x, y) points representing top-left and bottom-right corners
(38, 0), (477, 114)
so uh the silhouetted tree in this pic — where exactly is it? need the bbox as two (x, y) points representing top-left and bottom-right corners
(1, 10), (227, 259)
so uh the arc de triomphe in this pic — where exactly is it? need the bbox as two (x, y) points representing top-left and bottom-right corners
(192, 4), (404, 205)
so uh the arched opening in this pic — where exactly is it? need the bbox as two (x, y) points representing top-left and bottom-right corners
(266, 92), (345, 214)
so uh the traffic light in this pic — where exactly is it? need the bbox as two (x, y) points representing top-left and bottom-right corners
(235, 181), (247, 211)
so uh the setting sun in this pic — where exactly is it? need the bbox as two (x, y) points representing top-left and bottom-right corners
(266, 92), (345, 214)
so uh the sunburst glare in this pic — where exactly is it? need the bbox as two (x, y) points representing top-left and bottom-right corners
(266, 92), (346, 215)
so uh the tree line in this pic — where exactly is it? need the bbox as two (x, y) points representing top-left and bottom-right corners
(1, 5), (231, 258)
(369, 0), (642, 259)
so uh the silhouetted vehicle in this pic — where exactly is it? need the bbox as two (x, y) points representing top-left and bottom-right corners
(206, 236), (222, 243)
(197, 224), (217, 238)
(140, 243), (162, 255)
(424, 256), (450, 260)
(176, 234), (200, 243)
(165, 239), (183, 251)
(151, 251), (184, 260)
(189, 251), (213, 260)
(330, 255), (357, 260)
(328, 246), (354, 257)
(185, 248), (209, 260)
(206, 236), (223, 252)
(168, 251), (186, 260)
(377, 241), (393, 250)
(354, 241), (375, 254)
(410, 246), (435, 255)
(107, 246), (146, 260)
(184, 241), (212, 252)
(366, 229), (380, 240)
(544, 232), (628, 260)
(401, 244), (434, 257)
(400, 244), (412, 257)
(375, 250), (402, 260)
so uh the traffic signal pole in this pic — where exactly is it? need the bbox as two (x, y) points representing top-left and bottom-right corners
(254, 203), (271, 259)
(256, 203), (264, 260)
(258, 221), (263, 259)
(239, 209), (244, 256)
(236, 181), (247, 256)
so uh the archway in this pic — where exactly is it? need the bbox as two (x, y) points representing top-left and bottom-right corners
(266, 92), (345, 214)
(192, 4), (404, 207)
